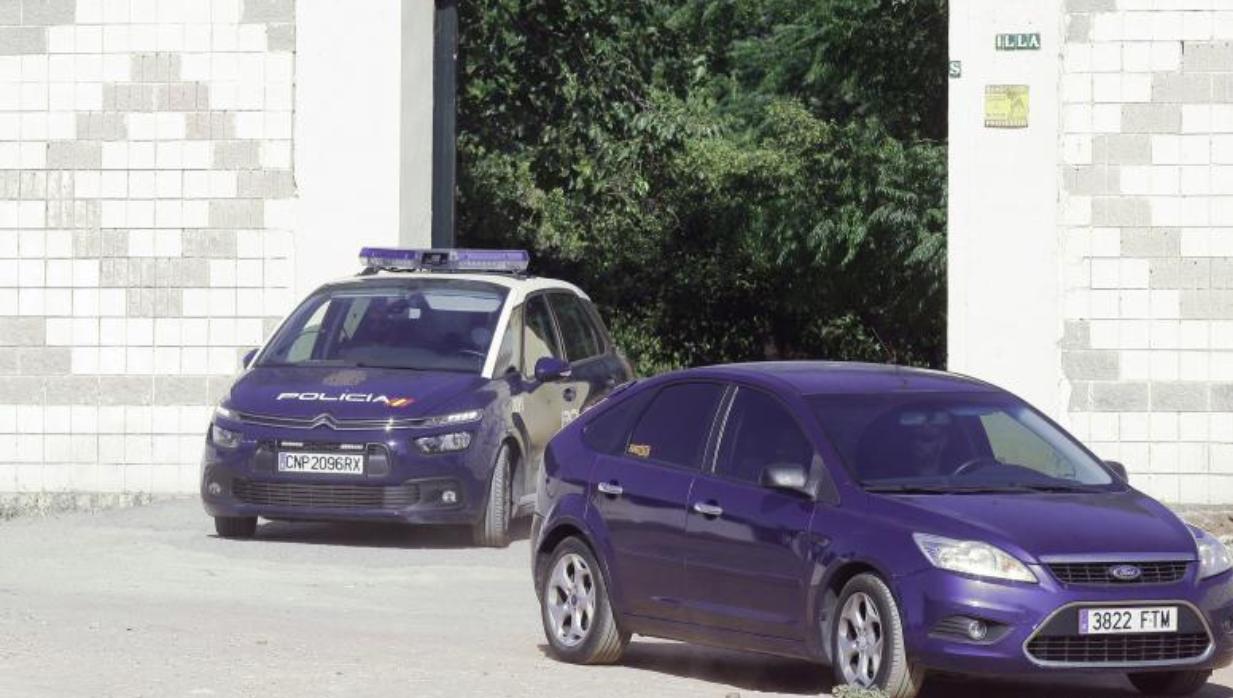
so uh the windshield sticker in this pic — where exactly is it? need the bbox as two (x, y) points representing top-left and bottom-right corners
(627, 443), (651, 458)
(276, 392), (415, 408)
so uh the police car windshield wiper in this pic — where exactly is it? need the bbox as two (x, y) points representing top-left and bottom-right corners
(351, 362), (424, 371)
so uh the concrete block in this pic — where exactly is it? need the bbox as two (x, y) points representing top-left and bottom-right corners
(1152, 258), (1210, 289)
(1062, 320), (1091, 350)
(1151, 381), (1211, 412)
(45, 141), (101, 169)
(20, 0), (73, 25)
(1066, 0), (1114, 11)
(154, 82), (209, 111)
(16, 348), (69, 375)
(236, 169), (294, 198)
(97, 377), (152, 406)
(75, 112), (127, 141)
(1181, 290), (1233, 319)
(0, 318), (45, 346)
(0, 0), (19, 23)
(1183, 42), (1233, 72)
(1123, 227), (1180, 257)
(1064, 350), (1120, 380)
(1064, 166), (1121, 196)
(1092, 382), (1149, 411)
(1123, 104), (1182, 133)
(130, 53), (181, 83)
(208, 200), (263, 229)
(0, 378), (44, 405)
(1093, 197), (1151, 226)
(1152, 73), (1213, 103)
(1094, 134), (1152, 165)
(182, 230), (237, 258)
(153, 376), (207, 405)
(1215, 75), (1233, 103)
(185, 112), (234, 140)
(212, 140), (260, 169)
(43, 376), (99, 405)
(0, 27), (46, 54)
(102, 84), (155, 112)
(266, 23), (294, 51)
(1213, 259), (1233, 289)
(242, 0), (293, 23)
(1068, 15), (1092, 44)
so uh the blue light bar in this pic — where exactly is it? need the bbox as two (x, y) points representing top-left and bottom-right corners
(358, 248), (530, 273)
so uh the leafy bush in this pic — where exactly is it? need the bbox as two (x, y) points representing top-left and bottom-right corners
(458, 0), (948, 375)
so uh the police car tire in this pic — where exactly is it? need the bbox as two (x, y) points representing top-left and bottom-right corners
(831, 573), (924, 698)
(214, 516), (256, 538)
(1128, 670), (1211, 696)
(541, 537), (628, 665)
(472, 444), (512, 548)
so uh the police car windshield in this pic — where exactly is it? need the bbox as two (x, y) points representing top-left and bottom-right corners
(258, 280), (508, 373)
(809, 392), (1117, 493)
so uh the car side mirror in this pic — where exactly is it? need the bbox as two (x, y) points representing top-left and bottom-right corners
(761, 463), (810, 494)
(242, 348), (258, 368)
(534, 356), (572, 383)
(1105, 460), (1128, 482)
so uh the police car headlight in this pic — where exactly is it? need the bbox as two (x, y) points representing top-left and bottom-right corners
(420, 410), (482, 428)
(214, 404), (239, 422)
(210, 424), (242, 449)
(1192, 526), (1233, 579)
(415, 432), (473, 454)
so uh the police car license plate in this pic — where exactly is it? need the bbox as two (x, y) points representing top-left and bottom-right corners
(277, 451), (365, 475)
(1079, 607), (1177, 635)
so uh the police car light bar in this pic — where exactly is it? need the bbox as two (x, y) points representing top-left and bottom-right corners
(358, 248), (530, 274)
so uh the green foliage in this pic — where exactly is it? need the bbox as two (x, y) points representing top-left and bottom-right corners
(458, 0), (948, 374)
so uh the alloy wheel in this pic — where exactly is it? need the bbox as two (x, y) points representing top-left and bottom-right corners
(838, 591), (884, 687)
(544, 552), (596, 648)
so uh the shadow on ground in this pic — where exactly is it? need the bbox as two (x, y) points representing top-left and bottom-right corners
(588, 639), (1233, 698)
(210, 517), (531, 550)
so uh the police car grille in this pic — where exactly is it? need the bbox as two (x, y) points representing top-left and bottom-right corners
(232, 480), (420, 509)
(237, 412), (427, 431)
(1048, 561), (1189, 585)
(1026, 633), (1210, 665)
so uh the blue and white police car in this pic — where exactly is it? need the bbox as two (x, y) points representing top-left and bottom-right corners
(201, 248), (632, 546)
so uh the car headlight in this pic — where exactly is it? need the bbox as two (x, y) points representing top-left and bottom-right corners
(913, 533), (1038, 583)
(214, 404), (239, 421)
(420, 410), (482, 428)
(210, 423), (242, 449)
(1192, 526), (1233, 579)
(415, 432), (473, 454)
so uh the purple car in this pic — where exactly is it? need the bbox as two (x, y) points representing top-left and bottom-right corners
(530, 362), (1233, 697)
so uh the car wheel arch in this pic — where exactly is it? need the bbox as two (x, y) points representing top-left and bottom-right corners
(813, 557), (904, 665)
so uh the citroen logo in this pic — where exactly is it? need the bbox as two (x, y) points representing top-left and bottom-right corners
(1109, 564), (1142, 581)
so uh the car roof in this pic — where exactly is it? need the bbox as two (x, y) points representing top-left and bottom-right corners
(318, 271), (590, 304)
(667, 361), (999, 396)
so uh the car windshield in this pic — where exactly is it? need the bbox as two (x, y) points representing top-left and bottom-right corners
(809, 392), (1117, 493)
(258, 280), (508, 373)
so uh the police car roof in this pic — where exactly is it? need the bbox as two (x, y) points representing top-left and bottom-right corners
(672, 361), (998, 396)
(320, 270), (590, 301)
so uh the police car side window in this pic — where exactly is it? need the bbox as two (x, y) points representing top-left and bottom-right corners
(549, 293), (602, 362)
(715, 387), (815, 486)
(523, 295), (562, 374)
(625, 382), (725, 470)
(494, 305), (523, 376)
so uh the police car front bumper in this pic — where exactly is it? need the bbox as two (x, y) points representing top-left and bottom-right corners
(199, 422), (492, 526)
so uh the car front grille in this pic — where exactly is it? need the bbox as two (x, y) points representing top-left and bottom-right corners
(1048, 561), (1189, 585)
(232, 479), (420, 510)
(1026, 633), (1210, 665)
(238, 411), (428, 431)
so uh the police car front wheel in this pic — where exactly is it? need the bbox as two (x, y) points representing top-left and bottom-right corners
(214, 516), (257, 539)
(472, 444), (513, 548)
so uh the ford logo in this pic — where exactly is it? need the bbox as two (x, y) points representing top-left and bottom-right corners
(1109, 564), (1143, 581)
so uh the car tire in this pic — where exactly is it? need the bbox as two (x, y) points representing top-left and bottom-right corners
(472, 444), (513, 548)
(831, 573), (924, 698)
(1128, 670), (1211, 696)
(540, 536), (629, 665)
(214, 516), (257, 538)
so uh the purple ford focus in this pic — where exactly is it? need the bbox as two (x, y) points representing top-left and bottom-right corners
(530, 361), (1233, 697)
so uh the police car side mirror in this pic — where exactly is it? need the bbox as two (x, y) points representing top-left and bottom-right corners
(534, 356), (572, 383)
(242, 348), (258, 368)
(1105, 460), (1128, 482)
(761, 463), (810, 494)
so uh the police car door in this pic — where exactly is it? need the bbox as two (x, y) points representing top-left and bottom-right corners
(518, 293), (568, 484)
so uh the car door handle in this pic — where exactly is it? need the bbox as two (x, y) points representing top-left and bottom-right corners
(563, 387), (576, 402)
(692, 502), (723, 518)
(597, 481), (623, 497)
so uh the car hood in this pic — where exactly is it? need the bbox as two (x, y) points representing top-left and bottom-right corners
(876, 489), (1197, 562)
(224, 365), (489, 420)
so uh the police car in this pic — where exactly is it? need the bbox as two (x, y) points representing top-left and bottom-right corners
(200, 248), (632, 546)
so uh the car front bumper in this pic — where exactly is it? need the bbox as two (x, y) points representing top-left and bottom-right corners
(897, 565), (1233, 676)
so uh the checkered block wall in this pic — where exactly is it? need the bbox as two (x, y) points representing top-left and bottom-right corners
(1061, 0), (1233, 503)
(0, 0), (295, 493)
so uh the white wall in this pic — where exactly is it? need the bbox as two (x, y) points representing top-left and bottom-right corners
(948, 0), (1066, 417)
(294, 0), (433, 300)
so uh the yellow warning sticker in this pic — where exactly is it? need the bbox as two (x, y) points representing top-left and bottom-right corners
(627, 443), (651, 458)
(985, 85), (1029, 129)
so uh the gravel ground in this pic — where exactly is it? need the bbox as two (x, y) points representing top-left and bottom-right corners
(2, 499), (1233, 698)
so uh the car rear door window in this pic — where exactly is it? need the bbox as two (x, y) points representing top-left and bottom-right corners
(523, 295), (562, 374)
(549, 293), (602, 362)
(582, 388), (654, 455)
(625, 382), (725, 470)
(715, 387), (814, 485)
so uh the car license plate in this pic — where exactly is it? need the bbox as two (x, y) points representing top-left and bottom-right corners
(1079, 607), (1178, 635)
(277, 451), (365, 475)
